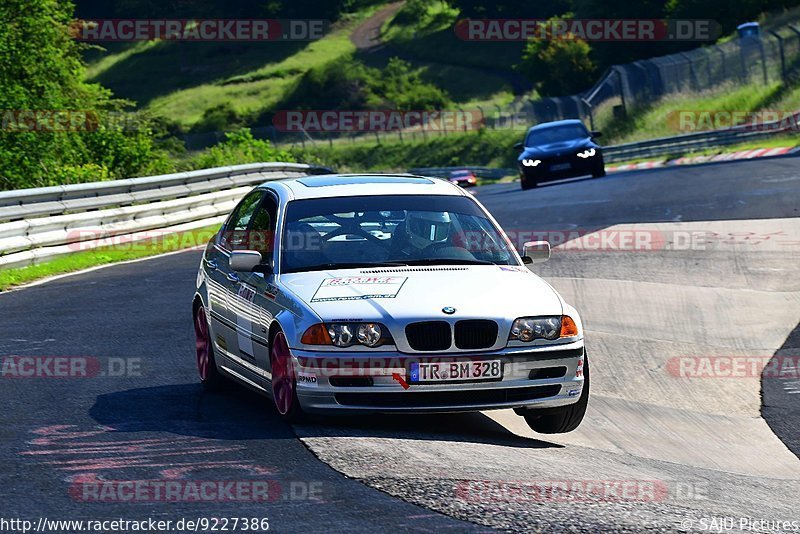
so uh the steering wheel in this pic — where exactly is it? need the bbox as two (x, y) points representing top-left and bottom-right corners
(320, 226), (391, 248)
(422, 241), (476, 259)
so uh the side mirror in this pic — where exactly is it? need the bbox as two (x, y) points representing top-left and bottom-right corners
(230, 250), (271, 273)
(514, 142), (524, 150)
(591, 131), (602, 138)
(522, 241), (550, 265)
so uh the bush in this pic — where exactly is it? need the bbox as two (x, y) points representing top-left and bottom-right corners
(187, 129), (296, 170)
(272, 56), (451, 116)
(516, 15), (597, 97)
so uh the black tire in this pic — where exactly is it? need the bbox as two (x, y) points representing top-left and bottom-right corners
(523, 353), (589, 434)
(194, 304), (227, 393)
(520, 174), (538, 190)
(592, 159), (606, 178)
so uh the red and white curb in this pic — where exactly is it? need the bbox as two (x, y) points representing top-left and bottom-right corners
(607, 146), (796, 173)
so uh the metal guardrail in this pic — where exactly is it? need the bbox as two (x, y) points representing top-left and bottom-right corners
(408, 167), (514, 179)
(603, 116), (800, 162)
(0, 162), (331, 270)
(414, 115), (800, 179)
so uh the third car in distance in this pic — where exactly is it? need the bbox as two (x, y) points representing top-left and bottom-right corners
(516, 119), (605, 190)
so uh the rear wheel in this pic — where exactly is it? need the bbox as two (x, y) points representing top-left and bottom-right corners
(194, 305), (226, 392)
(270, 329), (303, 421)
(522, 354), (589, 434)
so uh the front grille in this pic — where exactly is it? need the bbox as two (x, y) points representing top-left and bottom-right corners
(454, 320), (498, 349)
(335, 385), (561, 408)
(405, 321), (451, 351)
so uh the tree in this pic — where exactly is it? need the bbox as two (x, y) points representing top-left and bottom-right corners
(517, 23), (597, 96)
(0, 0), (167, 188)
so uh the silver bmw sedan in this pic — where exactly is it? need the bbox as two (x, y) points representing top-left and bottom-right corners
(192, 174), (587, 433)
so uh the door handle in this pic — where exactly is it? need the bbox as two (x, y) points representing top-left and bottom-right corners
(205, 259), (218, 271)
(226, 271), (240, 283)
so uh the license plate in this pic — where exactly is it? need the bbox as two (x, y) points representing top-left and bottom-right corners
(551, 163), (571, 171)
(409, 360), (503, 383)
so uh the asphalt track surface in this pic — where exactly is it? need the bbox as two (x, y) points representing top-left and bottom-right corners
(1, 158), (799, 532)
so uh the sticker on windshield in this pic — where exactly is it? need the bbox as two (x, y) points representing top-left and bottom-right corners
(311, 276), (407, 302)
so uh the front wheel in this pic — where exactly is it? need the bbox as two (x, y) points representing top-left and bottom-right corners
(522, 353), (589, 434)
(592, 159), (606, 178)
(520, 174), (538, 190)
(270, 329), (303, 421)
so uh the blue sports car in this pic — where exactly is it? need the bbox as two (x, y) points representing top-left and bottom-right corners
(515, 119), (605, 190)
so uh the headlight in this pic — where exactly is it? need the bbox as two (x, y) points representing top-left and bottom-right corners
(356, 323), (383, 347)
(302, 322), (391, 347)
(509, 315), (579, 342)
(522, 158), (541, 167)
(328, 324), (356, 347)
(577, 148), (596, 159)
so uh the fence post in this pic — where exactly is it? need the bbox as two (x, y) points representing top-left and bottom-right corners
(770, 31), (786, 81)
(758, 37), (769, 85)
(615, 68), (627, 118)
(582, 98), (595, 131)
(680, 53), (699, 91)
(716, 47), (726, 83)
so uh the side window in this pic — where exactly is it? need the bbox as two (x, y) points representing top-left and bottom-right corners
(248, 196), (278, 260)
(219, 191), (263, 250)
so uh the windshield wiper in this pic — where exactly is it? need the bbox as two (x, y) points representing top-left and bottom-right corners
(286, 261), (408, 273)
(402, 258), (497, 266)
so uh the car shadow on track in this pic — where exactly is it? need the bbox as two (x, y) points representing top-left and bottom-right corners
(762, 321), (800, 459)
(295, 412), (562, 449)
(89, 384), (560, 449)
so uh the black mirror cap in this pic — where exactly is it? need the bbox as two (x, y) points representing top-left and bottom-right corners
(591, 131), (603, 138)
(514, 142), (524, 150)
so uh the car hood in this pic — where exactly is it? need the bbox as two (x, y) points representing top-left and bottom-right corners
(519, 137), (596, 158)
(280, 265), (563, 321)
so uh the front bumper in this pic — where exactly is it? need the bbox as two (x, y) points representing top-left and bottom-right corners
(290, 341), (585, 414)
(519, 153), (602, 181)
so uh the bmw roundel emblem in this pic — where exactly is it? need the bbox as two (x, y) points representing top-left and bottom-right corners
(442, 307), (456, 315)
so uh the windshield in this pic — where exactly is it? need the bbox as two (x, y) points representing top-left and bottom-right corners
(526, 124), (589, 146)
(281, 195), (517, 273)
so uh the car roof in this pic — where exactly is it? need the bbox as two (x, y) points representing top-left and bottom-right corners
(528, 119), (585, 132)
(263, 173), (467, 201)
